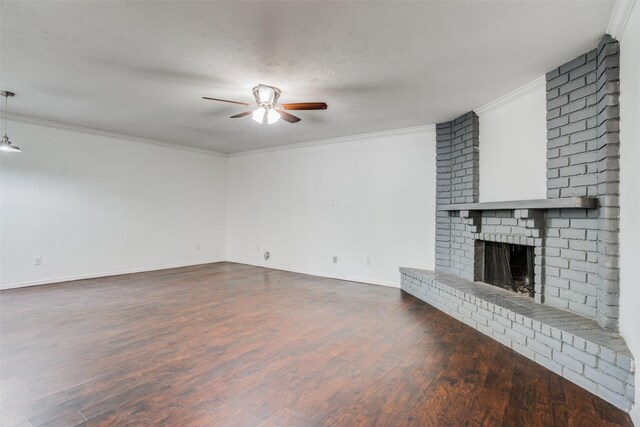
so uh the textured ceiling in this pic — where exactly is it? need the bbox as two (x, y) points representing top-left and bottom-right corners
(0, 1), (614, 153)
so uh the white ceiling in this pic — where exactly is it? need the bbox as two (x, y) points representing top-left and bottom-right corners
(1, 1), (615, 153)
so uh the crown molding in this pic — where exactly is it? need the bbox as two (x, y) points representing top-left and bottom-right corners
(474, 76), (545, 115)
(227, 124), (436, 157)
(0, 112), (227, 157)
(607, 0), (636, 40)
(3, 112), (435, 158)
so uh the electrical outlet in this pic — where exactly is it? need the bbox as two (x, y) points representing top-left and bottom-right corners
(196, 244), (201, 251)
(333, 256), (338, 264)
(34, 257), (42, 266)
(264, 251), (270, 260)
(366, 257), (371, 266)
(257, 245), (260, 252)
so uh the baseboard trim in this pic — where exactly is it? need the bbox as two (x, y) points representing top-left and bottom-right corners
(0, 259), (227, 290)
(226, 259), (399, 289)
(1, 259), (399, 291)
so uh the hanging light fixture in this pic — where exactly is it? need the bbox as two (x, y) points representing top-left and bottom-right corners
(0, 91), (21, 153)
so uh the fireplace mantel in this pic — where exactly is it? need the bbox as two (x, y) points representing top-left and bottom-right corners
(438, 197), (597, 211)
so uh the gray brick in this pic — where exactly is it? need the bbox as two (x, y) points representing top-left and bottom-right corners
(535, 332), (563, 351)
(569, 60), (596, 80)
(535, 353), (563, 375)
(561, 269), (587, 283)
(547, 74), (570, 90)
(546, 238), (570, 248)
(548, 177), (569, 189)
(584, 366), (624, 393)
(545, 295), (569, 309)
(546, 276), (570, 289)
(563, 368), (597, 394)
(559, 165), (586, 177)
(547, 157), (569, 169)
(546, 68), (560, 81)
(553, 351), (584, 373)
(570, 174), (597, 187)
(527, 338), (553, 358)
(506, 328), (528, 346)
(559, 289), (587, 304)
(596, 386), (633, 412)
(570, 128), (597, 143)
(548, 115), (569, 130)
(547, 257), (569, 269)
(560, 142), (587, 156)
(559, 55), (587, 74)
(563, 344), (597, 367)
(547, 94), (569, 110)
(571, 260), (598, 274)
(560, 228), (586, 239)
(626, 382), (636, 403)
(569, 83), (596, 102)
(512, 342), (535, 360)
(561, 249), (587, 261)
(597, 359), (634, 383)
(561, 121), (587, 136)
(568, 105), (596, 122)
(615, 353), (634, 372)
(561, 98), (587, 115)
(512, 322), (535, 338)
(569, 151), (598, 165)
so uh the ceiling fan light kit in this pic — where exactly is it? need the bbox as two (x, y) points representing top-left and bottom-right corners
(252, 107), (281, 125)
(203, 84), (327, 125)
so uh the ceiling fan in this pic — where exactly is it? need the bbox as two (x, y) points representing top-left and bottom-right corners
(202, 84), (327, 125)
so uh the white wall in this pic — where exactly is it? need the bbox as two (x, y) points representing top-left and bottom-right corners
(1, 120), (434, 290)
(618, 2), (640, 423)
(478, 78), (548, 202)
(226, 127), (436, 287)
(0, 119), (227, 288)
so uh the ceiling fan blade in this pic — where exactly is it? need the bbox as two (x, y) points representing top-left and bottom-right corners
(279, 102), (328, 110)
(230, 111), (254, 118)
(275, 109), (301, 123)
(202, 96), (251, 106)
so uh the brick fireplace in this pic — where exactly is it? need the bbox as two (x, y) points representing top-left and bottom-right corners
(400, 34), (635, 411)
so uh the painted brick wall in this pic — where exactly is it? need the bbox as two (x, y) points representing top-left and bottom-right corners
(544, 46), (601, 319)
(435, 122), (453, 271)
(595, 35), (621, 330)
(435, 112), (479, 280)
(543, 209), (600, 317)
(544, 34), (621, 329)
(546, 49), (599, 199)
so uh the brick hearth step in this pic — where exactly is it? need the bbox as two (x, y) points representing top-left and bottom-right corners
(400, 267), (635, 411)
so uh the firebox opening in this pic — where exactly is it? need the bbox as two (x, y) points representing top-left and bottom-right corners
(483, 241), (534, 297)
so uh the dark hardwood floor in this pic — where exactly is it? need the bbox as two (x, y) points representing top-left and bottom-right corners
(0, 262), (632, 427)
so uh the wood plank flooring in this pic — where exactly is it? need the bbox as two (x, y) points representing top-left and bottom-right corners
(0, 262), (632, 426)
